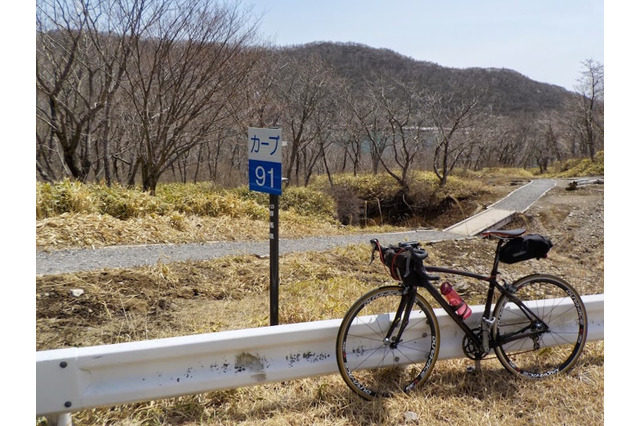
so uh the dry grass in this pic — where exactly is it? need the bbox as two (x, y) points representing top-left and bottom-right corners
(35, 211), (363, 251)
(35, 182), (407, 251)
(36, 247), (604, 424)
(36, 177), (604, 425)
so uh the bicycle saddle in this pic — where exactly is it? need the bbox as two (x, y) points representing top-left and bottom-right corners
(481, 228), (526, 239)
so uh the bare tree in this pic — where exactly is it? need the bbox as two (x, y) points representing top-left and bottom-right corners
(36, 0), (95, 181)
(480, 115), (533, 169)
(459, 122), (499, 171)
(243, 48), (282, 128)
(36, 0), (142, 183)
(36, 91), (63, 182)
(198, 47), (278, 185)
(272, 52), (336, 186)
(529, 122), (558, 173)
(121, 0), (261, 193)
(426, 92), (482, 186)
(347, 79), (393, 176)
(335, 108), (364, 177)
(572, 59), (604, 161)
(304, 80), (345, 187)
(372, 78), (427, 190)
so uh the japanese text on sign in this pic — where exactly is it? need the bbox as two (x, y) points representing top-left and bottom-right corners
(248, 127), (282, 195)
(248, 127), (282, 163)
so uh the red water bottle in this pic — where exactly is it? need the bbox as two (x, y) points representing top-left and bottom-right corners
(440, 282), (472, 320)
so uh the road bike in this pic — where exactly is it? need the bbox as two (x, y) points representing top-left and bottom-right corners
(335, 228), (588, 400)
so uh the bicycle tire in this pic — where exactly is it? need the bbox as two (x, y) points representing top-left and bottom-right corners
(336, 286), (440, 400)
(493, 274), (587, 378)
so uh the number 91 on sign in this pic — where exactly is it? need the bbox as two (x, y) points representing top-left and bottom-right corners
(249, 160), (282, 195)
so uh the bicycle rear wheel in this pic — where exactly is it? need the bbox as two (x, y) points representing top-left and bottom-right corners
(336, 286), (440, 400)
(493, 274), (587, 378)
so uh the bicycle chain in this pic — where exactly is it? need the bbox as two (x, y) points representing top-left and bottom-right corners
(462, 327), (489, 360)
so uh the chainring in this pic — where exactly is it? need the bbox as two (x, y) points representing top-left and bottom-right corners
(462, 327), (489, 360)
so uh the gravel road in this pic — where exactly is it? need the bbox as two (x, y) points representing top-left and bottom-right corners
(35, 179), (558, 276)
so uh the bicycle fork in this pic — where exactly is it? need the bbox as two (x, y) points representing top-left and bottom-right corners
(384, 286), (417, 349)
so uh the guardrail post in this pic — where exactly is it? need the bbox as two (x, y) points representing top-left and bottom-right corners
(45, 413), (72, 426)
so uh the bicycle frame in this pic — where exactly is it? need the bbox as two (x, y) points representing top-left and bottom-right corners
(338, 234), (587, 399)
(395, 238), (549, 355)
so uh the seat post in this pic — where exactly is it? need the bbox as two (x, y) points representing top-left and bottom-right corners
(481, 228), (525, 277)
(490, 238), (504, 277)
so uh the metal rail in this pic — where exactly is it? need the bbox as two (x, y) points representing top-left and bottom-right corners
(37, 294), (604, 419)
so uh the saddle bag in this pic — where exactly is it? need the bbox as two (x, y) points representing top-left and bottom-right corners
(498, 234), (553, 264)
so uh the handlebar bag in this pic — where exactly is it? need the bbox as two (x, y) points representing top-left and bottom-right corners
(499, 234), (553, 264)
(379, 246), (418, 281)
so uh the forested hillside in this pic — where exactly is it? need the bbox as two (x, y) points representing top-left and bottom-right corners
(36, 0), (603, 195)
(285, 41), (572, 114)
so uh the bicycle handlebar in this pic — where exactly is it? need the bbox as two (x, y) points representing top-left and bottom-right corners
(402, 244), (429, 261)
(369, 238), (438, 281)
(370, 238), (428, 260)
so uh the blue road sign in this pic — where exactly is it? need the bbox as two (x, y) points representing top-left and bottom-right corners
(248, 127), (282, 195)
(248, 159), (282, 195)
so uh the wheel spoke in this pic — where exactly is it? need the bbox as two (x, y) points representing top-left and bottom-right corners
(493, 275), (587, 378)
(336, 287), (439, 399)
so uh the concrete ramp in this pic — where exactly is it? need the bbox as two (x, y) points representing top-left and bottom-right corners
(444, 208), (516, 236)
(444, 179), (556, 237)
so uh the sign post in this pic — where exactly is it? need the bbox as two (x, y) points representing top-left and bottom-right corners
(269, 195), (279, 326)
(248, 127), (282, 326)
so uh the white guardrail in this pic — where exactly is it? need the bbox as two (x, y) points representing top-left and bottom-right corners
(37, 294), (604, 419)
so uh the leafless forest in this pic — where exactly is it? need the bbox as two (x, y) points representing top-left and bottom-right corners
(36, 0), (604, 194)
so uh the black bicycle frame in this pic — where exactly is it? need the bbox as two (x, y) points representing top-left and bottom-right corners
(384, 286), (417, 349)
(392, 238), (549, 352)
(420, 266), (491, 350)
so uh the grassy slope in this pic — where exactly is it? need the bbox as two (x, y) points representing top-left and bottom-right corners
(36, 159), (604, 425)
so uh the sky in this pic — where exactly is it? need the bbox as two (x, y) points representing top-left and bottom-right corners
(248, 0), (604, 91)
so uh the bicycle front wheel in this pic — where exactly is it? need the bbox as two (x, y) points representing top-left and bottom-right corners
(493, 274), (588, 378)
(336, 286), (440, 400)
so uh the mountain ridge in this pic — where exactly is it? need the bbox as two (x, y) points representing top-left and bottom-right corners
(279, 41), (575, 115)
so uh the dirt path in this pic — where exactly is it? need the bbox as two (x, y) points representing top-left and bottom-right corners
(36, 179), (561, 275)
